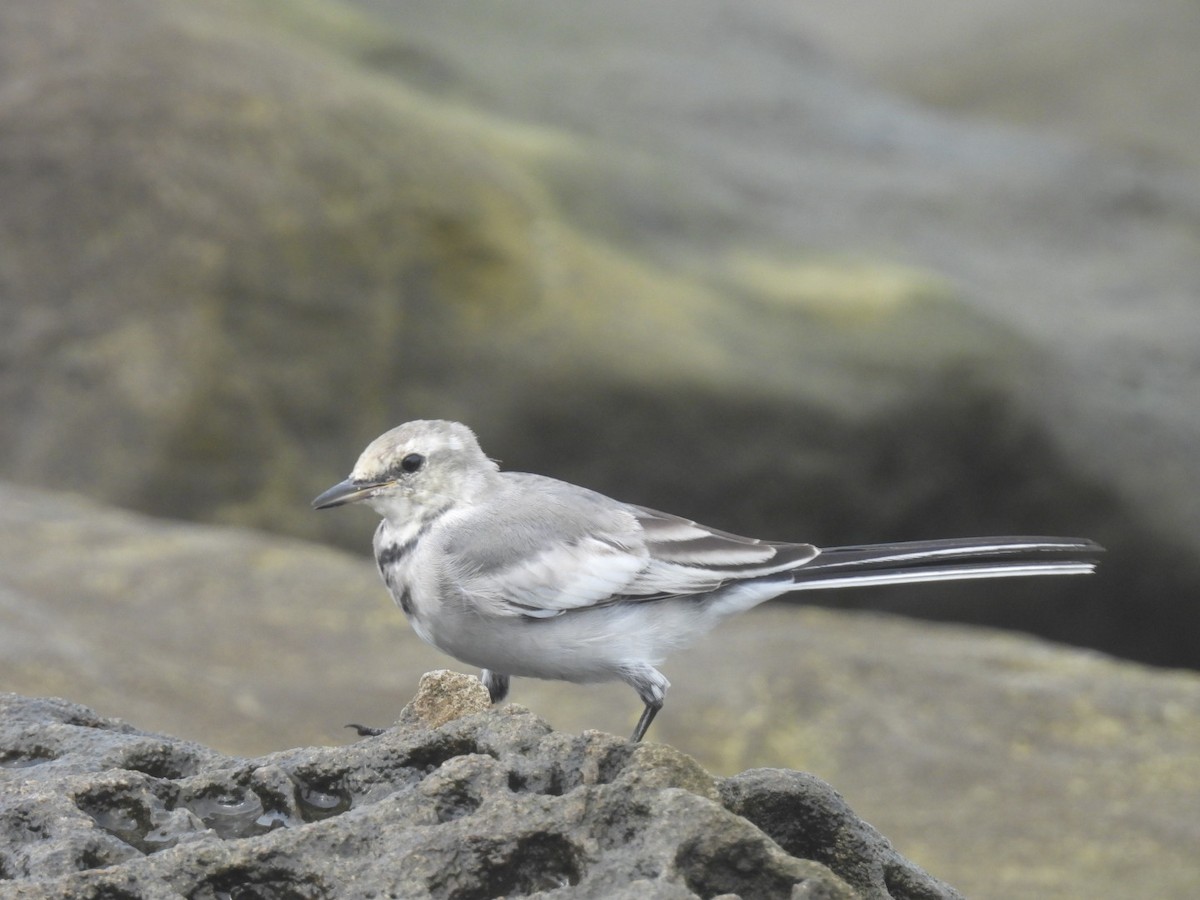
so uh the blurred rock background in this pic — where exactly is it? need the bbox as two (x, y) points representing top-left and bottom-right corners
(2, 2), (1199, 897)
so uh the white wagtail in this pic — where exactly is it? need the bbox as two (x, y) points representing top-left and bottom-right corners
(313, 419), (1103, 742)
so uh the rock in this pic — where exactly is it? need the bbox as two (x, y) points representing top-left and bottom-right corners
(783, 1), (1200, 168)
(0, 0), (1041, 554)
(339, 0), (1200, 671)
(0, 685), (960, 899)
(722, 770), (946, 900)
(2, 0), (1196, 668)
(0, 480), (450, 755)
(396, 670), (494, 731)
(4, 482), (1200, 898)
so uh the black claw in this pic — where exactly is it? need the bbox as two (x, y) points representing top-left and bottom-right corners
(345, 723), (385, 737)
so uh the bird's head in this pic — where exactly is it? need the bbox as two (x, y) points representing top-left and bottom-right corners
(312, 420), (499, 520)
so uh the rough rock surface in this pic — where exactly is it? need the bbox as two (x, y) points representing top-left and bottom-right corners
(0, 676), (960, 899)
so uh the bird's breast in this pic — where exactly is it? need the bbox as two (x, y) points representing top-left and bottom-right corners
(373, 509), (451, 622)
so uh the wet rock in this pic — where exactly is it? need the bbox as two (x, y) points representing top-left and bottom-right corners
(0, 679), (959, 899)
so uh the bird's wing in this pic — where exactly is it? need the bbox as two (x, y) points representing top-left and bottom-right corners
(623, 505), (819, 595)
(458, 529), (652, 617)
(446, 480), (653, 617)
(448, 477), (818, 618)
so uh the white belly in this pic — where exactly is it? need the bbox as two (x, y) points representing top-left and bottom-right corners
(410, 596), (716, 685)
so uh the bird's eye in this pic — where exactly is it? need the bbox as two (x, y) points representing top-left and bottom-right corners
(400, 453), (425, 474)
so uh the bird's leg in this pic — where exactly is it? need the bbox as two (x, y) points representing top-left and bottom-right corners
(481, 669), (510, 704)
(630, 701), (661, 743)
(622, 664), (670, 742)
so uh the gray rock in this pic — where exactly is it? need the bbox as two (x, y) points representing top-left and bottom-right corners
(4, 481), (1200, 898)
(0, 678), (960, 899)
(783, 1), (1200, 169)
(1, 0), (1195, 668)
(341, 0), (1200, 669)
(722, 770), (949, 900)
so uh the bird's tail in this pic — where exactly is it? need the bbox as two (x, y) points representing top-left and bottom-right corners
(786, 536), (1103, 591)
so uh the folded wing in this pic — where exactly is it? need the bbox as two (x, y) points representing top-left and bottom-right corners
(456, 497), (820, 617)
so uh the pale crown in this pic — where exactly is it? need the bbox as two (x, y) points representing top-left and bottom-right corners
(349, 420), (500, 518)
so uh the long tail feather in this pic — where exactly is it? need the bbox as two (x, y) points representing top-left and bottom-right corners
(787, 536), (1103, 591)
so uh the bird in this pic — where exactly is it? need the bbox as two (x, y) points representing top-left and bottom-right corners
(313, 419), (1103, 742)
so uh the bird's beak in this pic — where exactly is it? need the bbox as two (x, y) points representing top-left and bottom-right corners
(311, 478), (388, 510)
